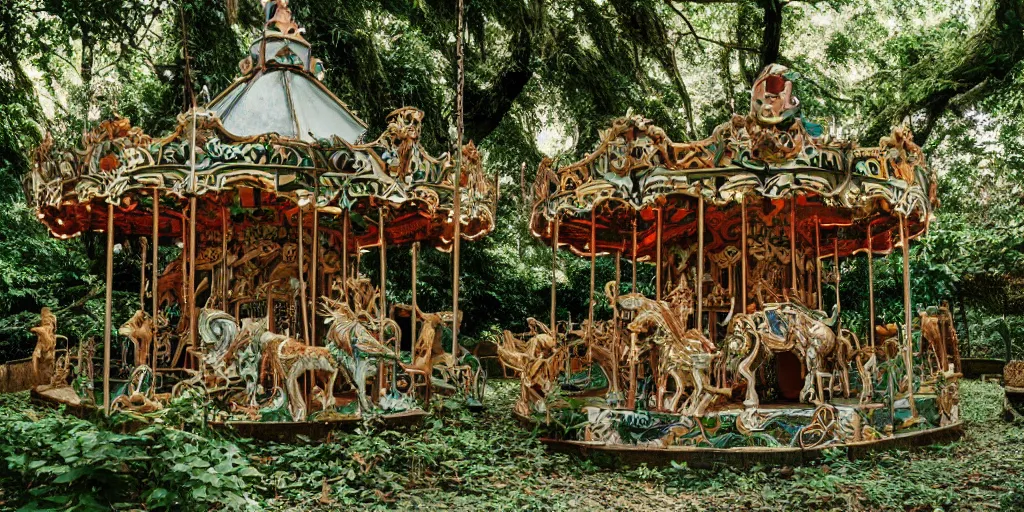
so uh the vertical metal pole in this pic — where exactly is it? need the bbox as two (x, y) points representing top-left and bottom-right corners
(411, 242), (418, 349)
(655, 208), (663, 301)
(741, 196), (748, 312)
(815, 220), (823, 310)
(151, 189), (159, 372)
(613, 250), (621, 398)
(379, 208), (387, 335)
(631, 219), (638, 293)
(899, 215), (917, 416)
(833, 237), (840, 312)
(652, 207), (663, 402)
(311, 187), (318, 345)
(867, 223), (875, 348)
(790, 193), (798, 294)
(342, 210), (349, 299)
(452, 0), (465, 360)
(297, 204), (310, 343)
(588, 210), (596, 362)
(697, 194), (705, 333)
(222, 205), (229, 311)
(379, 208), (390, 389)
(103, 203), (114, 415)
(139, 239), (147, 309)
(187, 111), (197, 357)
(551, 216), (559, 334)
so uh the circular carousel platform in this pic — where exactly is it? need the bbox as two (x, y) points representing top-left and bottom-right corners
(30, 384), (427, 442)
(516, 396), (963, 468)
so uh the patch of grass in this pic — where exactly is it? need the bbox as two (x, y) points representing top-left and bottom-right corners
(0, 380), (1020, 511)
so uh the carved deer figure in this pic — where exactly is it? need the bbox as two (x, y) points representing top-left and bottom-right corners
(628, 311), (730, 416)
(118, 310), (156, 368)
(30, 307), (61, 380)
(919, 303), (961, 374)
(499, 318), (565, 417)
(259, 331), (338, 422)
(319, 295), (401, 412)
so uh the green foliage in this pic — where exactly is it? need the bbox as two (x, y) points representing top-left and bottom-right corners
(0, 0), (1022, 361)
(0, 393), (262, 511)
(0, 381), (1021, 510)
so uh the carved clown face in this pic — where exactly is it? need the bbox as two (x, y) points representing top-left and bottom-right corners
(750, 65), (800, 126)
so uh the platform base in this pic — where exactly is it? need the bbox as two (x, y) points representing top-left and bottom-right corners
(540, 422), (964, 469)
(208, 409), (428, 442)
(30, 384), (428, 442)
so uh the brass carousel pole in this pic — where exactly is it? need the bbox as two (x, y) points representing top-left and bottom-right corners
(815, 220), (823, 310)
(697, 193), (705, 334)
(187, 111), (198, 365)
(613, 249), (621, 400)
(311, 179), (319, 344)
(298, 204), (310, 342)
(342, 210), (349, 299)
(630, 215), (640, 409)
(103, 203), (114, 415)
(656, 207), (663, 301)
(790, 193), (798, 295)
(379, 207), (390, 391)
(653, 206), (663, 407)
(452, 0), (464, 361)
(833, 237), (840, 313)
(899, 215), (917, 416)
(221, 205), (228, 311)
(411, 242), (419, 349)
(551, 215), (559, 334)
(741, 196), (748, 311)
(151, 189), (159, 372)
(867, 223), (875, 348)
(631, 219), (637, 293)
(139, 239), (147, 309)
(588, 210), (596, 363)
(627, 220), (638, 409)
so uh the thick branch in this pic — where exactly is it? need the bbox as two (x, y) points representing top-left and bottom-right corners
(665, 1), (759, 53)
(462, 27), (534, 143)
(611, 0), (697, 137)
(862, 0), (1024, 145)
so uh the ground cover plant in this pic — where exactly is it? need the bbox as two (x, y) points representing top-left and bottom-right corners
(0, 379), (1020, 511)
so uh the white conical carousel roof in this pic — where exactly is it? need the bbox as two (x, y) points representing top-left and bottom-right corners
(206, 0), (367, 143)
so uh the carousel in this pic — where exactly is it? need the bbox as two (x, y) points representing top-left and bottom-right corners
(22, 0), (494, 438)
(499, 65), (963, 465)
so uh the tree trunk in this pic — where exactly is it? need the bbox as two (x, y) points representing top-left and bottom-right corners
(758, 0), (783, 71)
(958, 293), (971, 358)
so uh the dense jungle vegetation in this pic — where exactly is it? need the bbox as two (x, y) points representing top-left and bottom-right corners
(1, 0), (1024, 508)
(2, 0), (1024, 362)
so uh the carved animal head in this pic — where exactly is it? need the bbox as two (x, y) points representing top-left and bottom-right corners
(118, 310), (155, 367)
(724, 314), (757, 354)
(281, 242), (298, 263)
(234, 317), (269, 349)
(118, 310), (152, 339)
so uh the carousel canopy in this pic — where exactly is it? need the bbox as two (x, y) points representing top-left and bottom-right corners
(23, 0), (495, 252)
(207, 1), (367, 143)
(531, 64), (937, 261)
